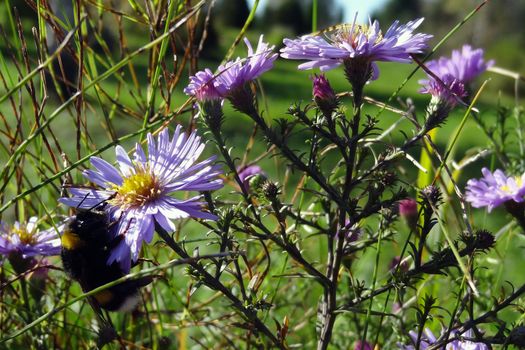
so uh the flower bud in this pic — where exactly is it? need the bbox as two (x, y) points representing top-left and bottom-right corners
(237, 165), (266, 193)
(398, 198), (418, 230)
(312, 74), (338, 116)
(354, 340), (373, 350)
(389, 255), (410, 273)
(420, 185), (442, 207)
(262, 181), (280, 200)
(508, 326), (525, 347)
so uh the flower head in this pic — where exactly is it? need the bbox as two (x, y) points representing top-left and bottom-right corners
(0, 217), (61, 260)
(60, 126), (223, 271)
(183, 68), (226, 102)
(420, 74), (467, 109)
(237, 165), (266, 192)
(185, 36), (277, 115)
(422, 45), (494, 86)
(419, 45), (493, 114)
(218, 35), (277, 93)
(398, 328), (437, 349)
(398, 197), (419, 229)
(281, 17), (432, 81)
(465, 168), (525, 212)
(398, 328), (488, 350)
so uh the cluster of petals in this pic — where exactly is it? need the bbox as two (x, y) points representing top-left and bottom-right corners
(465, 168), (525, 212)
(398, 328), (488, 350)
(237, 165), (265, 192)
(0, 217), (61, 259)
(420, 45), (493, 103)
(184, 35), (277, 102)
(280, 17), (432, 79)
(60, 126), (223, 271)
(423, 45), (494, 85)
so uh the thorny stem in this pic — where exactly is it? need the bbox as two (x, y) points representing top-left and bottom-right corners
(246, 110), (349, 215)
(317, 81), (364, 350)
(427, 282), (525, 349)
(155, 226), (284, 349)
(203, 108), (330, 288)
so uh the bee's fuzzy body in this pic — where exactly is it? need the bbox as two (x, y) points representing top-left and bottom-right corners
(61, 209), (150, 312)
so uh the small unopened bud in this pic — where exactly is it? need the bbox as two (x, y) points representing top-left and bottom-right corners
(312, 74), (338, 116)
(508, 326), (525, 347)
(262, 181), (280, 200)
(237, 165), (266, 193)
(200, 99), (224, 131)
(337, 219), (361, 243)
(398, 198), (418, 229)
(389, 255), (410, 273)
(354, 340), (373, 350)
(461, 230), (495, 255)
(420, 185), (442, 207)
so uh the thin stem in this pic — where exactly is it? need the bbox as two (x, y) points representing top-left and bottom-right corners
(155, 226), (284, 349)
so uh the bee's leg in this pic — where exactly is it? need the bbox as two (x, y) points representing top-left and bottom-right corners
(89, 298), (118, 348)
(107, 234), (125, 250)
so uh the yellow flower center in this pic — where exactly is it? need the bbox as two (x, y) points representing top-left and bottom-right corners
(109, 169), (162, 209)
(500, 176), (523, 193)
(328, 24), (382, 49)
(13, 227), (36, 245)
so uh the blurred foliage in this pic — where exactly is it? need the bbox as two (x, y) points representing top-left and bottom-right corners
(215, 0), (250, 28)
(258, 0), (343, 35)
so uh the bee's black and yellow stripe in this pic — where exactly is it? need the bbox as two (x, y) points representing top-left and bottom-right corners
(61, 209), (151, 312)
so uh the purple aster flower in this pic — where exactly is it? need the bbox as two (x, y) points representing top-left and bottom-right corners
(60, 126), (223, 272)
(420, 74), (467, 109)
(465, 168), (525, 212)
(398, 328), (437, 349)
(398, 328), (488, 350)
(217, 35), (277, 92)
(421, 45), (494, 87)
(0, 217), (61, 274)
(185, 36), (277, 115)
(448, 329), (489, 350)
(281, 17), (432, 83)
(237, 165), (266, 192)
(419, 45), (492, 115)
(183, 68), (226, 102)
(0, 217), (62, 259)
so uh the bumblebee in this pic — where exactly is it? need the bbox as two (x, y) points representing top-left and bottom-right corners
(61, 208), (151, 312)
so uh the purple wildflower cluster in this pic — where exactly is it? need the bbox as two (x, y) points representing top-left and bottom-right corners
(465, 168), (525, 212)
(184, 35), (277, 103)
(0, 217), (61, 274)
(419, 45), (494, 108)
(398, 328), (488, 350)
(0, 217), (61, 260)
(281, 17), (432, 81)
(60, 127), (224, 271)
